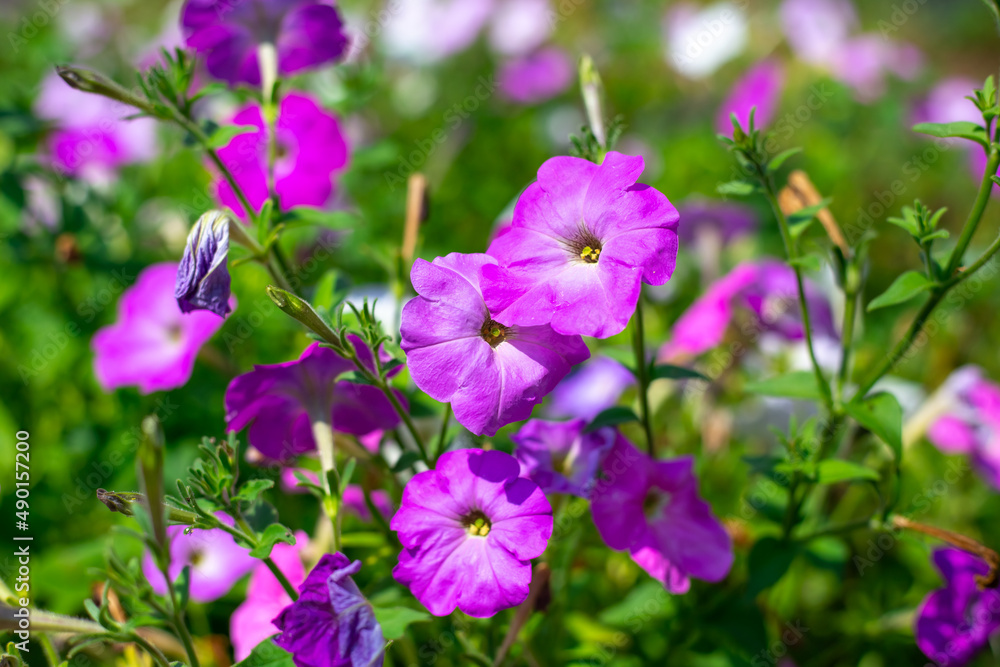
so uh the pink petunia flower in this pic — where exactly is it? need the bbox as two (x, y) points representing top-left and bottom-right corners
(390, 449), (553, 617)
(590, 436), (733, 592)
(215, 92), (348, 220)
(512, 419), (616, 498)
(716, 60), (785, 135)
(483, 152), (680, 339)
(927, 366), (1000, 489)
(92, 263), (231, 394)
(498, 47), (573, 105)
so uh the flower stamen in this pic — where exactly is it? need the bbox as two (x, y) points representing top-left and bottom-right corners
(481, 319), (508, 347)
(462, 510), (492, 537)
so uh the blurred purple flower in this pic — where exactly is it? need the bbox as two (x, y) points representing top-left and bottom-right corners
(273, 553), (385, 667)
(927, 366), (1000, 489)
(545, 357), (635, 421)
(677, 199), (757, 246)
(382, 0), (494, 64)
(34, 72), (157, 183)
(716, 60), (785, 135)
(829, 35), (922, 103)
(487, 0), (553, 57)
(916, 548), (1000, 666)
(92, 263), (231, 394)
(216, 92), (348, 220)
(780, 0), (856, 66)
(400, 253), (589, 437)
(498, 47), (573, 105)
(181, 0), (348, 85)
(224, 340), (402, 461)
(280, 469), (394, 520)
(391, 449), (552, 617)
(659, 260), (837, 361)
(483, 152), (680, 339)
(591, 437), (733, 592)
(231, 532), (308, 661)
(142, 513), (256, 602)
(175, 211), (231, 317)
(512, 419), (616, 497)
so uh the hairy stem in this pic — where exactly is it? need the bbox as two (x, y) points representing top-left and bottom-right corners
(631, 297), (656, 455)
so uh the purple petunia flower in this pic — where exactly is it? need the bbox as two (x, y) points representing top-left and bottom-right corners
(545, 356), (636, 422)
(482, 152), (680, 339)
(400, 253), (590, 437)
(512, 419), (616, 497)
(92, 263), (232, 394)
(498, 47), (573, 105)
(273, 553), (385, 667)
(716, 60), (785, 135)
(216, 92), (349, 220)
(927, 366), (1000, 490)
(916, 548), (1000, 666)
(35, 72), (157, 184)
(142, 513), (257, 603)
(658, 260), (837, 362)
(677, 199), (758, 246)
(225, 340), (402, 461)
(175, 211), (231, 317)
(180, 0), (348, 86)
(391, 449), (553, 617)
(231, 532), (308, 660)
(590, 437), (733, 592)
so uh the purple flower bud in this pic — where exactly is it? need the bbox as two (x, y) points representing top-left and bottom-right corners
(175, 211), (232, 317)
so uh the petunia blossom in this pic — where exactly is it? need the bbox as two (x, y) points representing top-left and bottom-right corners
(498, 47), (573, 105)
(590, 437), (733, 592)
(225, 340), (402, 461)
(915, 548), (1000, 667)
(92, 263), (232, 394)
(512, 419), (616, 497)
(34, 72), (157, 183)
(215, 93), (349, 220)
(400, 253), (590, 437)
(180, 0), (349, 86)
(482, 152), (680, 339)
(715, 60), (785, 135)
(545, 356), (635, 421)
(273, 553), (385, 667)
(175, 210), (231, 317)
(231, 532), (308, 660)
(142, 513), (257, 603)
(677, 199), (757, 246)
(391, 449), (553, 617)
(927, 366), (1000, 489)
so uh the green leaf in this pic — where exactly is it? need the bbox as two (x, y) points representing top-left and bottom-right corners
(716, 180), (757, 196)
(912, 121), (989, 149)
(232, 639), (294, 667)
(766, 147), (803, 173)
(919, 229), (950, 243)
(206, 124), (258, 148)
(746, 537), (798, 597)
(815, 460), (880, 485)
(787, 198), (833, 229)
(788, 253), (823, 273)
(280, 207), (359, 229)
(845, 393), (903, 461)
(649, 363), (709, 382)
(584, 406), (640, 432)
(744, 371), (822, 400)
(392, 451), (421, 473)
(234, 479), (274, 504)
(866, 271), (935, 312)
(886, 215), (920, 237)
(373, 606), (431, 639)
(249, 523), (296, 559)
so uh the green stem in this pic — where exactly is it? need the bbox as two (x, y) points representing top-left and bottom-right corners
(263, 557), (301, 600)
(224, 512), (301, 600)
(38, 633), (60, 667)
(434, 403), (452, 464)
(310, 413), (342, 552)
(128, 632), (174, 667)
(945, 147), (1000, 276)
(836, 281), (859, 404)
(794, 516), (873, 543)
(631, 297), (655, 455)
(383, 386), (430, 464)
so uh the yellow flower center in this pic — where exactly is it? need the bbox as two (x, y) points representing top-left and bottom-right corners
(463, 510), (492, 537)
(580, 245), (601, 263)
(480, 319), (507, 347)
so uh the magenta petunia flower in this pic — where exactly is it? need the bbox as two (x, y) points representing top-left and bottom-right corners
(142, 513), (257, 603)
(391, 449), (553, 617)
(498, 47), (573, 105)
(225, 340), (402, 461)
(715, 60), (785, 135)
(482, 152), (680, 339)
(400, 253), (590, 437)
(180, 0), (348, 86)
(927, 366), (1000, 489)
(231, 532), (308, 660)
(512, 419), (616, 498)
(34, 72), (157, 183)
(545, 356), (635, 421)
(215, 92), (348, 220)
(916, 548), (1000, 667)
(273, 553), (385, 667)
(92, 263), (231, 394)
(658, 260), (837, 362)
(590, 437), (732, 592)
